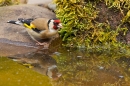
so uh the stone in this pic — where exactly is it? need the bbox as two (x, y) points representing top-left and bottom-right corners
(0, 4), (56, 56)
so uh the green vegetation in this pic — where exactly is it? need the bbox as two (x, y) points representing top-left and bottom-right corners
(54, 0), (130, 51)
(0, 0), (18, 6)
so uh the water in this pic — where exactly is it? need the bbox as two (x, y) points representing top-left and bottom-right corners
(0, 57), (51, 86)
(1, 45), (129, 86)
(51, 48), (130, 86)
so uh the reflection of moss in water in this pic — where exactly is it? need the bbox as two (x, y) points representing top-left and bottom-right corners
(0, 57), (51, 86)
(52, 48), (130, 86)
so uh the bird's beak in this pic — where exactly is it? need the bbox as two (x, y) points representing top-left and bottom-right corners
(58, 23), (62, 28)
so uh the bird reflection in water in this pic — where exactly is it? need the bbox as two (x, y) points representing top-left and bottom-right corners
(8, 52), (62, 80)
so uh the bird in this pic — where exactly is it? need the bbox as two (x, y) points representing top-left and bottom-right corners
(7, 18), (62, 48)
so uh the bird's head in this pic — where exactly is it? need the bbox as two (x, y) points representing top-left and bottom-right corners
(48, 19), (62, 31)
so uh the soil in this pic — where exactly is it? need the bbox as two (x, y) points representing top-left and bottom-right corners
(96, 2), (130, 43)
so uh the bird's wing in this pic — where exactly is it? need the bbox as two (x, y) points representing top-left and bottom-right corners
(31, 18), (49, 31)
(20, 18), (47, 33)
(7, 18), (49, 33)
(18, 18), (34, 25)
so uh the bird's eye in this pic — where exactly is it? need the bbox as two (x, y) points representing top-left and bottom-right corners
(54, 22), (59, 25)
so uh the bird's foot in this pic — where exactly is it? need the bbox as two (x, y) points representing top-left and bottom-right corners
(36, 42), (49, 48)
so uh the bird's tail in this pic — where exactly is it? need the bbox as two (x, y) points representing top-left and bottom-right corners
(7, 20), (23, 25)
(7, 18), (34, 26)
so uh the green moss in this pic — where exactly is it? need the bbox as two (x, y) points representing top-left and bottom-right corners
(0, 0), (19, 6)
(54, 0), (130, 52)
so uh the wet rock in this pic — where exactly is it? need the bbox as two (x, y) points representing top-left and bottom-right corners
(0, 42), (36, 56)
(0, 4), (56, 56)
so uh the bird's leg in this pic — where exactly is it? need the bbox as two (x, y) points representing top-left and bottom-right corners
(35, 40), (50, 48)
(36, 42), (50, 48)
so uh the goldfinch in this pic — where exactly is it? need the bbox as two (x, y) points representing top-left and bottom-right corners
(7, 18), (62, 47)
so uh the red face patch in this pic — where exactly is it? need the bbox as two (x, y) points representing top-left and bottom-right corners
(54, 20), (60, 23)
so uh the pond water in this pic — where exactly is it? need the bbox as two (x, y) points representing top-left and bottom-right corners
(51, 47), (130, 86)
(0, 56), (51, 86)
(0, 44), (130, 86)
